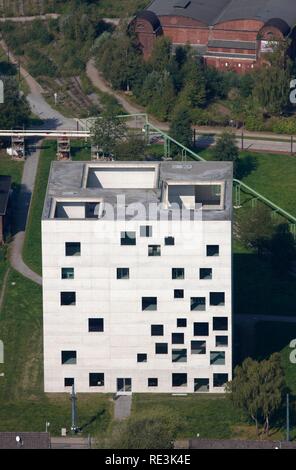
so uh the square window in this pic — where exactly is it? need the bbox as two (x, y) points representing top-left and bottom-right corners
(177, 318), (187, 328)
(155, 343), (168, 354)
(172, 268), (184, 280)
(165, 236), (175, 246)
(210, 351), (225, 365)
(151, 324), (164, 336)
(213, 373), (228, 388)
(210, 292), (225, 306)
(172, 333), (184, 344)
(172, 373), (187, 387)
(142, 297), (157, 311)
(137, 353), (147, 363)
(207, 245), (219, 256)
(60, 292), (76, 306)
(194, 378), (209, 392)
(199, 268), (212, 280)
(61, 267), (74, 279)
(172, 349), (187, 362)
(191, 297), (206, 311)
(191, 340), (206, 354)
(121, 231), (136, 245)
(117, 268), (130, 279)
(65, 242), (81, 256)
(64, 378), (74, 387)
(140, 225), (152, 237)
(61, 351), (76, 365)
(148, 245), (161, 256)
(88, 318), (104, 332)
(213, 317), (228, 331)
(194, 322), (209, 336)
(148, 378), (158, 387)
(174, 289), (184, 299)
(216, 336), (228, 347)
(89, 373), (104, 387)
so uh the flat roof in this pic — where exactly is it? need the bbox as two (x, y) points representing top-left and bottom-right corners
(43, 161), (233, 222)
(0, 175), (12, 216)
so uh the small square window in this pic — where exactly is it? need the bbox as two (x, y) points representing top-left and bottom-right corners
(213, 317), (228, 331)
(140, 225), (152, 237)
(65, 242), (81, 256)
(210, 351), (225, 365)
(137, 353), (147, 363)
(191, 340), (206, 354)
(148, 245), (161, 256)
(61, 351), (76, 365)
(213, 373), (228, 388)
(191, 297), (206, 311)
(194, 378), (209, 392)
(117, 268), (130, 279)
(155, 343), (168, 354)
(148, 378), (158, 387)
(151, 324), (164, 336)
(62, 267), (74, 279)
(177, 318), (187, 328)
(64, 378), (74, 387)
(216, 336), (228, 347)
(89, 373), (104, 387)
(199, 268), (212, 280)
(194, 322), (209, 336)
(210, 292), (225, 306)
(172, 349), (187, 362)
(165, 236), (175, 245)
(172, 333), (184, 344)
(60, 292), (76, 306)
(172, 268), (184, 280)
(88, 318), (104, 332)
(142, 297), (157, 311)
(121, 231), (136, 245)
(172, 373), (187, 387)
(174, 289), (184, 299)
(207, 245), (219, 256)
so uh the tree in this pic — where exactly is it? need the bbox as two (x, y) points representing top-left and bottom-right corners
(149, 36), (172, 72)
(212, 132), (239, 176)
(114, 134), (146, 161)
(0, 75), (30, 129)
(237, 204), (275, 255)
(169, 104), (193, 149)
(227, 354), (285, 435)
(270, 223), (296, 275)
(90, 111), (127, 157)
(177, 56), (206, 109)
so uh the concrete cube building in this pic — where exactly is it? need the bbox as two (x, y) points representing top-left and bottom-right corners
(42, 161), (233, 393)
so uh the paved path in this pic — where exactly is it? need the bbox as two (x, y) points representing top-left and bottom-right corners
(0, 267), (10, 312)
(0, 14), (60, 22)
(114, 395), (132, 420)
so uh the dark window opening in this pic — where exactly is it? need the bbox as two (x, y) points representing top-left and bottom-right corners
(155, 343), (168, 354)
(207, 245), (219, 257)
(172, 373), (187, 387)
(172, 268), (184, 280)
(174, 289), (184, 299)
(210, 351), (225, 365)
(213, 373), (228, 388)
(210, 292), (225, 306)
(64, 378), (74, 387)
(121, 231), (136, 245)
(165, 236), (175, 245)
(194, 378), (209, 392)
(62, 267), (74, 279)
(194, 322), (209, 336)
(213, 317), (228, 331)
(177, 318), (187, 328)
(142, 297), (157, 311)
(148, 245), (161, 256)
(191, 297), (206, 311)
(60, 291), (76, 306)
(117, 267), (130, 279)
(89, 373), (104, 387)
(200, 268), (212, 280)
(137, 353), (147, 363)
(172, 333), (184, 344)
(61, 351), (76, 365)
(172, 349), (187, 362)
(191, 340), (206, 354)
(216, 336), (228, 347)
(88, 318), (104, 332)
(65, 242), (81, 256)
(151, 324), (164, 336)
(148, 378), (158, 387)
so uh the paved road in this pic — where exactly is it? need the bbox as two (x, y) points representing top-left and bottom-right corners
(114, 395), (132, 420)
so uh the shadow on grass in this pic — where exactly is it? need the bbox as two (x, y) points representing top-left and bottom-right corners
(236, 155), (258, 180)
(79, 409), (106, 432)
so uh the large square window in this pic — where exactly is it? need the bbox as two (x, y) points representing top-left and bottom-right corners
(172, 268), (184, 280)
(199, 268), (212, 280)
(165, 236), (175, 246)
(64, 378), (74, 387)
(88, 318), (104, 332)
(191, 340), (206, 354)
(60, 292), (76, 306)
(142, 297), (157, 311)
(61, 267), (74, 279)
(65, 242), (81, 256)
(61, 351), (76, 365)
(148, 378), (158, 387)
(148, 245), (161, 256)
(177, 318), (187, 328)
(194, 378), (209, 392)
(193, 322), (209, 336)
(210, 292), (225, 306)
(172, 333), (184, 344)
(89, 373), (104, 387)
(216, 336), (228, 347)
(172, 349), (187, 362)
(213, 373), (228, 388)
(174, 289), (184, 299)
(151, 324), (163, 336)
(117, 268), (130, 279)
(121, 231), (136, 245)
(210, 351), (225, 365)
(172, 373), (187, 387)
(155, 343), (168, 354)
(191, 297), (206, 311)
(137, 353), (147, 363)
(140, 225), (152, 237)
(213, 317), (228, 331)
(206, 245), (219, 256)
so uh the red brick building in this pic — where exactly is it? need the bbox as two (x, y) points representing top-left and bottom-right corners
(133, 0), (296, 73)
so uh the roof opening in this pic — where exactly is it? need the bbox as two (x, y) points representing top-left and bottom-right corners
(174, 1), (191, 9)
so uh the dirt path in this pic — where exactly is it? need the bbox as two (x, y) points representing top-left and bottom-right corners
(0, 267), (10, 312)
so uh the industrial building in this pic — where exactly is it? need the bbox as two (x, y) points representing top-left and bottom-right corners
(42, 161), (232, 394)
(133, 0), (296, 72)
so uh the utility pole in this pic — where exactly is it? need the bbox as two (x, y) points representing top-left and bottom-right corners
(286, 393), (290, 442)
(70, 383), (79, 434)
